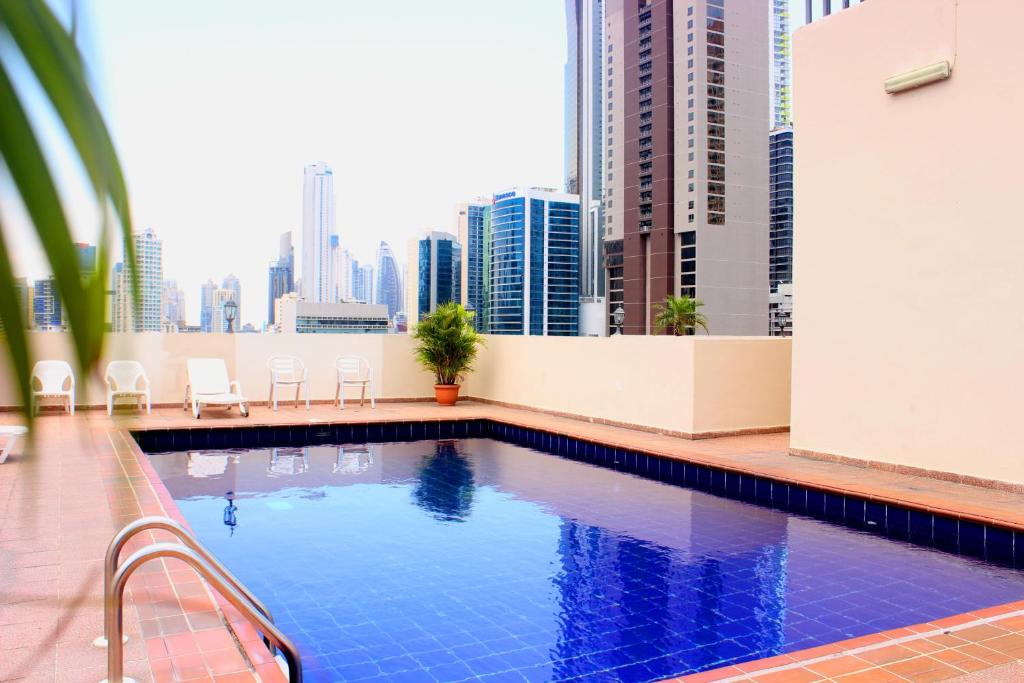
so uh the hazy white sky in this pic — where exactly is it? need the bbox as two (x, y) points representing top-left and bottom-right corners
(6, 0), (811, 328)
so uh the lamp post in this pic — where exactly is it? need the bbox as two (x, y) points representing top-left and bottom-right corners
(223, 299), (238, 334)
(612, 306), (625, 336)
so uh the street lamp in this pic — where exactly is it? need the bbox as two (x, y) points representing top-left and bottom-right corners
(612, 306), (625, 336)
(223, 299), (238, 333)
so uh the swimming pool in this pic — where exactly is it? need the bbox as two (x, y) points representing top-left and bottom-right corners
(143, 427), (1024, 682)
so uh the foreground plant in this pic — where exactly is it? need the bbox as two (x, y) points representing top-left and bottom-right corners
(0, 1), (134, 427)
(411, 302), (483, 405)
(654, 294), (709, 336)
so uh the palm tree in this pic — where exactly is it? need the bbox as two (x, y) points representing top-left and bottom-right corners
(0, 2), (134, 428)
(653, 294), (709, 336)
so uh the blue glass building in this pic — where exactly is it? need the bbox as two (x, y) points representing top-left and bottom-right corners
(458, 200), (491, 332)
(489, 188), (579, 336)
(412, 231), (461, 322)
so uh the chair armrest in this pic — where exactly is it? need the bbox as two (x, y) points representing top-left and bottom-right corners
(301, 367), (309, 382)
(230, 380), (243, 395)
(140, 374), (151, 390)
(105, 376), (117, 391)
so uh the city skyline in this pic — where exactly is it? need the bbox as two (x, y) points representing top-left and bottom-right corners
(4, 0), (816, 330)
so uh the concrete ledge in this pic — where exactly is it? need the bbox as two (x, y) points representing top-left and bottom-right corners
(468, 396), (789, 440)
(790, 447), (1024, 494)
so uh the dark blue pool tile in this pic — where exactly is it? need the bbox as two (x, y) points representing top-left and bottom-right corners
(886, 506), (910, 540)
(770, 482), (789, 509)
(755, 478), (773, 505)
(864, 501), (886, 532)
(824, 493), (845, 522)
(934, 516), (959, 552)
(685, 463), (700, 487)
(985, 526), (1015, 565)
(959, 520), (986, 558)
(805, 489), (825, 518)
(725, 471), (742, 498)
(739, 475), (756, 502)
(844, 498), (866, 528)
(710, 469), (727, 494)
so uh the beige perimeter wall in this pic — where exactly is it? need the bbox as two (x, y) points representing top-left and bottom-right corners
(791, 0), (1024, 484)
(0, 333), (790, 437)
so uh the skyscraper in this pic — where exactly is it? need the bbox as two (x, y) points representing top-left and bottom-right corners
(221, 274), (241, 324)
(603, 0), (769, 335)
(352, 263), (374, 305)
(375, 241), (403, 322)
(456, 199), (491, 332)
(200, 279), (217, 333)
(489, 188), (579, 336)
(771, 0), (792, 128)
(32, 277), (61, 330)
(769, 127), (794, 335)
(162, 280), (187, 328)
(565, 0), (606, 331)
(112, 228), (164, 332)
(408, 231), (461, 322)
(267, 231), (295, 326)
(328, 235), (354, 303)
(75, 242), (97, 278)
(302, 162), (335, 303)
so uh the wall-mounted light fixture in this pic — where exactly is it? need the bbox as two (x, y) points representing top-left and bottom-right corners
(885, 61), (952, 94)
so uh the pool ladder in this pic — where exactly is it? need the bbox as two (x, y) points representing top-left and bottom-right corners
(98, 515), (302, 683)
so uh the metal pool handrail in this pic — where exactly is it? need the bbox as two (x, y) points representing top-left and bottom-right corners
(96, 516), (277, 654)
(105, 542), (303, 683)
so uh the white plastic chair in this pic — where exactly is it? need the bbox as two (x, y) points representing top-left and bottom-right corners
(31, 361), (75, 415)
(0, 426), (27, 464)
(267, 355), (309, 411)
(183, 358), (248, 419)
(105, 360), (152, 415)
(334, 356), (375, 410)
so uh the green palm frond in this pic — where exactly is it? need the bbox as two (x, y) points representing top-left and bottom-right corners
(411, 303), (484, 386)
(653, 295), (709, 336)
(0, 0), (135, 430)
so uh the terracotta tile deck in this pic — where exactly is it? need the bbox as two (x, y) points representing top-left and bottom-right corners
(2, 401), (1024, 682)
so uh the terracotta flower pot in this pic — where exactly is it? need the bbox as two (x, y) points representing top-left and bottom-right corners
(434, 384), (460, 406)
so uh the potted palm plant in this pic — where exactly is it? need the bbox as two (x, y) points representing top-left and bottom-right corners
(412, 302), (483, 406)
(654, 294), (709, 336)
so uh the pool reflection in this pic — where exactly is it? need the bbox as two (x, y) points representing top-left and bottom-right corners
(148, 438), (1024, 682)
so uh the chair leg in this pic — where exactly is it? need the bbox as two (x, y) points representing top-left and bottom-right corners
(69, 391), (75, 415)
(268, 383), (273, 411)
(107, 394), (113, 417)
(294, 384), (300, 409)
(360, 384), (365, 407)
(146, 394), (152, 415)
(371, 380), (376, 409)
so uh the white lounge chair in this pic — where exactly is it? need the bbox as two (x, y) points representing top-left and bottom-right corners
(30, 360), (75, 415)
(105, 360), (152, 415)
(267, 355), (309, 411)
(334, 356), (375, 410)
(0, 426), (27, 464)
(184, 358), (249, 419)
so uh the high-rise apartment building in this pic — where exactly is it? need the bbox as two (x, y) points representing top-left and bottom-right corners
(456, 199), (491, 332)
(210, 288), (238, 333)
(375, 241), (403, 322)
(771, 0), (791, 128)
(112, 228), (164, 332)
(32, 277), (61, 330)
(352, 263), (374, 305)
(2, 278), (33, 331)
(769, 127), (794, 289)
(408, 231), (461, 322)
(302, 162), (335, 303)
(267, 231), (295, 326)
(200, 280), (217, 333)
(566, 0), (606, 334)
(603, 0), (769, 335)
(161, 280), (187, 328)
(489, 188), (580, 336)
(327, 235), (354, 303)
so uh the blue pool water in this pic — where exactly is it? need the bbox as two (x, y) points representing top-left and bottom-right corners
(147, 438), (1024, 682)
